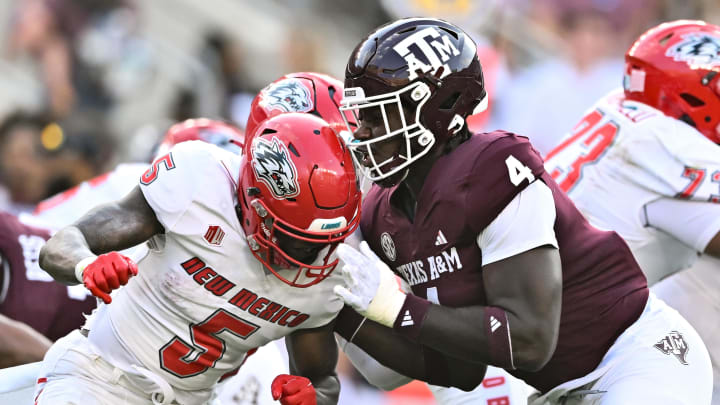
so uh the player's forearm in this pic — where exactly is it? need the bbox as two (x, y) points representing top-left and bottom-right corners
(396, 248), (561, 372)
(417, 302), (555, 372)
(0, 314), (52, 367)
(341, 318), (423, 377)
(40, 189), (162, 285)
(39, 225), (95, 285)
(338, 309), (485, 390)
(312, 374), (340, 405)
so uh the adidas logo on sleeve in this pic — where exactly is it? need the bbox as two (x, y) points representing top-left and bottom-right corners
(434, 230), (448, 246)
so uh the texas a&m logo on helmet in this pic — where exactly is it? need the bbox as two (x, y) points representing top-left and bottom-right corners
(251, 136), (300, 199)
(392, 26), (461, 81)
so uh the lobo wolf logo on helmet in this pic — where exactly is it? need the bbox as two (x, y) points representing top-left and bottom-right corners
(261, 78), (314, 113)
(666, 33), (720, 68)
(392, 27), (460, 81)
(251, 137), (300, 199)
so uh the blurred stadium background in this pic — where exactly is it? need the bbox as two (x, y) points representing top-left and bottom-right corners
(0, 0), (718, 404)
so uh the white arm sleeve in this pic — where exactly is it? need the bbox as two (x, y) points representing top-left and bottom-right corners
(336, 334), (413, 391)
(478, 180), (558, 266)
(625, 117), (720, 201)
(643, 197), (720, 252)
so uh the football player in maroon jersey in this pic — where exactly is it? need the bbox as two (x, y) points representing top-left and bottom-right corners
(333, 17), (712, 404)
(0, 212), (96, 368)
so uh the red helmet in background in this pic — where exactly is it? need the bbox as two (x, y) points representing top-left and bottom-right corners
(156, 118), (244, 157)
(245, 72), (354, 150)
(238, 112), (361, 287)
(625, 20), (720, 143)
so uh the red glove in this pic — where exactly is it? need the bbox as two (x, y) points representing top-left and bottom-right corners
(80, 252), (138, 304)
(271, 374), (317, 405)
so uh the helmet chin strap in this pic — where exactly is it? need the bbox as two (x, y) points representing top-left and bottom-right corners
(374, 166), (409, 188)
(398, 168), (410, 183)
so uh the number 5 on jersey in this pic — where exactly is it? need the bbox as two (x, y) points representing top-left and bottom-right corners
(160, 309), (259, 378)
(141, 153), (176, 185)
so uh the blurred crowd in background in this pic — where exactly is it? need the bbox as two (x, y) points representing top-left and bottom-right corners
(0, 0), (718, 404)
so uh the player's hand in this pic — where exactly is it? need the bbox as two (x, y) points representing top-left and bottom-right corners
(271, 374), (316, 405)
(79, 252), (138, 304)
(333, 241), (406, 327)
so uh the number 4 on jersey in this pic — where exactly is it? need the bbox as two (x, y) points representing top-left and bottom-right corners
(141, 153), (176, 185)
(505, 155), (535, 186)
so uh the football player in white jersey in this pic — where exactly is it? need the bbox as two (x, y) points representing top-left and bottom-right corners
(36, 112), (362, 405)
(25, 118), (293, 405)
(545, 20), (720, 403)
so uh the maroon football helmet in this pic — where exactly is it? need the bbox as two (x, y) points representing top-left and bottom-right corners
(157, 118), (244, 157)
(238, 113), (361, 287)
(624, 20), (720, 143)
(340, 18), (487, 183)
(245, 72), (354, 150)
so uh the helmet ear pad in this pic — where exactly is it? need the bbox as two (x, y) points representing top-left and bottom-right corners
(417, 68), (486, 142)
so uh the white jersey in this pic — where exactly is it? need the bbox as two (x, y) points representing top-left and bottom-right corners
(29, 163), (148, 230)
(545, 89), (720, 284)
(84, 141), (344, 396)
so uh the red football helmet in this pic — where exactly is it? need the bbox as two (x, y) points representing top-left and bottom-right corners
(156, 118), (244, 157)
(625, 20), (720, 143)
(245, 72), (354, 150)
(238, 112), (361, 287)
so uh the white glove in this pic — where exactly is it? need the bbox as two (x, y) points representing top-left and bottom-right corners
(333, 241), (407, 327)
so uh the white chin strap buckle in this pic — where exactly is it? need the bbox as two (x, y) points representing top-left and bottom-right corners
(472, 94), (489, 114)
(447, 114), (465, 135)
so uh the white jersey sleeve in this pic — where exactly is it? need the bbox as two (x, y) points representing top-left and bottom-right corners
(478, 180), (558, 266)
(140, 141), (235, 231)
(610, 107), (720, 202)
(644, 197), (720, 252)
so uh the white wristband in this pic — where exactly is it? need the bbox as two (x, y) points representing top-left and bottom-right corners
(74, 256), (98, 283)
(366, 269), (407, 328)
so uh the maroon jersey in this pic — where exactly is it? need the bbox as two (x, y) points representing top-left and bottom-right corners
(360, 131), (649, 393)
(0, 212), (96, 341)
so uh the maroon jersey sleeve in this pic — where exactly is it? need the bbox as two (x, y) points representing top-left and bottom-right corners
(0, 212), (96, 341)
(464, 132), (547, 234)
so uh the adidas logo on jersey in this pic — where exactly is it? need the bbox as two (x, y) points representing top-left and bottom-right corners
(401, 310), (414, 326)
(489, 315), (502, 333)
(434, 230), (448, 246)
